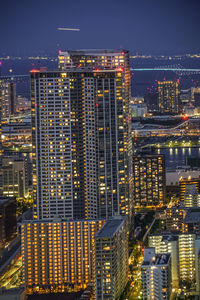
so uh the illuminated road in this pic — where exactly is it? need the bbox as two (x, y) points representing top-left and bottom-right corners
(0, 256), (22, 289)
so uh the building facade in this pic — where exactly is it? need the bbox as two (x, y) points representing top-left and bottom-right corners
(179, 178), (200, 202)
(31, 67), (132, 220)
(141, 248), (172, 300)
(2, 155), (28, 199)
(133, 154), (165, 209)
(165, 206), (186, 232)
(149, 235), (179, 287)
(21, 218), (106, 295)
(149, 233), (197, 285)
(95, 217), (128, 300)
(158, 80), (179, 114)
(0, 197), (17, 249)
(184, 184), (200, 207)
(0, 80), (16, 118)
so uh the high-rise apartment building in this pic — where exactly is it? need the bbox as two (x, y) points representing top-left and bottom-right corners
(0, 80), (16, 118)
(58, 49), (132, 217)
(132, 154), (165, 209)
(141, 248), (172, 300)
(95, 217), (128, 300)
(21, 218), (106, 295)
(25, 49), (131, 298)
(31, 64), (132, 220)
(158, 80), (179, 114)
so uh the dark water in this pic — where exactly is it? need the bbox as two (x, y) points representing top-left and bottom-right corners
(155, 147), (200, 169)
(1, 56), (200, 98)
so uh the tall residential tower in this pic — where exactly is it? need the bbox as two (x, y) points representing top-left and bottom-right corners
(31, 50), (132, 220)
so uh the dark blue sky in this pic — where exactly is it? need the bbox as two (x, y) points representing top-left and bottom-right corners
(1, 0), (200, 55)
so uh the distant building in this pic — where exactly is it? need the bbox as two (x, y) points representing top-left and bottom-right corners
(192, 87), (200, 107)
(16, 96), (31, 113)
(141, 248), (172, 300)
(0, 80), (16, 118)
(131, 103), (147, 118)
(144, 92), (159, 113)
(184, 184), (200, 207)
(179, 177), (200, 202)
(2, 155), (28, 199)
(21, 218), (106, 295)
(133, 154), (165, 209)
(166, 171), (200, 191)
(158, 80), (179, 114)
(95, 217), (128, 300)
(183, 208), (200, 235)
(179, 88), (193, 108)
(166, 205), (186, 232)
(0, 197), (16, 249)
(131, 97), (144, 104)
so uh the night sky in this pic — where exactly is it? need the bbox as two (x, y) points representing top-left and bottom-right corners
(1, 0), (200, 55)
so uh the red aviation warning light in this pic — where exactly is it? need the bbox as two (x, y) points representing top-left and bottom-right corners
(30, 69), (39, 73)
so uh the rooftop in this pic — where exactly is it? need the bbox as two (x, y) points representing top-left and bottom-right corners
(142, 252), (171, 267)
(0, 197), (15, 206)
(22, 217), (105, 225)
(95, 217), (126, 238)
(184, 208), (200, 223)
(59, 49), (128, 55)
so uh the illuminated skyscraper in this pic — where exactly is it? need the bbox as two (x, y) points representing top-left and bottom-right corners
(31, 65), (132, 220)
(158, 80), (179, 114)
(58, 49), (132, 217)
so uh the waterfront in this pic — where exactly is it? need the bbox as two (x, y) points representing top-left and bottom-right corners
(155, 147), (200, 170)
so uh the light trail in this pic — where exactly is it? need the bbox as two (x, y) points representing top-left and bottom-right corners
(58, 27), (80, 31)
